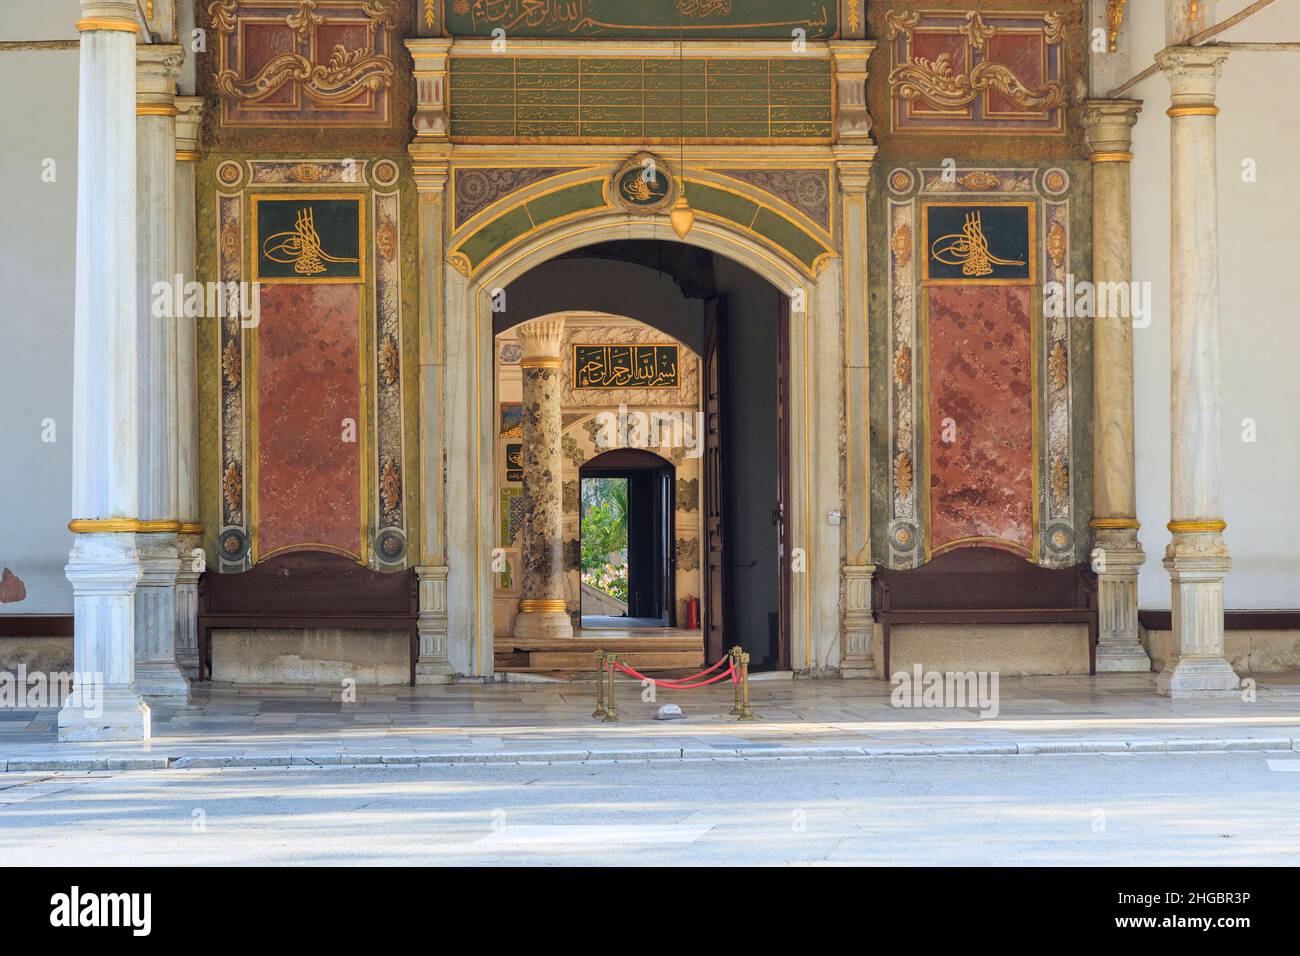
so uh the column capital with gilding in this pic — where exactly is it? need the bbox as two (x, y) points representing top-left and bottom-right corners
(833, 149), (878, 194)
(136, 43), (183, 113)
(830, 41), (876, 146)
(77, 0), (142, 34)
(1157, 46), (1229, 106)
(516, 316), (566, 365)
(1082, 98), (1142, 158)
(409, 141), (452, 196)
(407, 38), (453, 140)
(174, 95), (203, 158)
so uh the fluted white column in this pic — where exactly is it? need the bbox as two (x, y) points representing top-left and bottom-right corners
(1156, 46), (1239, 698)
(173, 95), (203, 679)
(133, 42), (190, 704)
(1083, 98), (1151, 672)
(60, 1), (151, 742)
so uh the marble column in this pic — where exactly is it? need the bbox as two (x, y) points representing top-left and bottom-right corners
(512, 317), (573, 641)
(173, 95), (203, 679)
(832, 40), (878, 677)
(133, 42), (190, 704)
(407, 39), (456, 680)
(1156, 47), (1238, 697)
(61, 1), (150, 741)
(1083, 98), (1151, 672)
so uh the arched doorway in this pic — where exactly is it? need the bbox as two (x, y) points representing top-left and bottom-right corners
(579, 448), (675, 628)
(440, 215), (845, 679)
(486, 243), (792, 673)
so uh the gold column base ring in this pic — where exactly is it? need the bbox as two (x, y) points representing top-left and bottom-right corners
(518, 598), (567, 613)
(1167, 519), (1227, 534)
(1090, 517), (1140, 530)
(519, 357), (562, 369)
(75, 18), (140, 33)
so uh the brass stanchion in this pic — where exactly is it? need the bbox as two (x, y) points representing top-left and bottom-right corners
(737, 650), (755, 720)
(592, 650), (606, 719)
(729, 646), (743, 715)
(602, 655), (619, 722)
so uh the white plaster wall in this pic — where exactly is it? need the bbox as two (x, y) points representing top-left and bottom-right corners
(0, 3), (81, 613)
(1128, 1), (1300, 610)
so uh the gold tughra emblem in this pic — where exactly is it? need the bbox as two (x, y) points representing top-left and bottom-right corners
(930, 211), (1024, 277)
(262, 207), (359, 276)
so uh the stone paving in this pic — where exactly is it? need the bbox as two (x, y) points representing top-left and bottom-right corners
(2, 672), (1300, 770)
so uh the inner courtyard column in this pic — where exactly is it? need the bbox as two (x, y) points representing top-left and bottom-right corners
(60, 1), (150, 741)
(512, 316), (574, 641)
(173, 94), (203, 680)
(1083, 98), (1151, 672)
(1155, 46), (1239, 697)
(132, 42), (190, 704)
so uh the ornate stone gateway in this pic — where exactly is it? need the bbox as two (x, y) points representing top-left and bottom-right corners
(170, 0), (1145, 687)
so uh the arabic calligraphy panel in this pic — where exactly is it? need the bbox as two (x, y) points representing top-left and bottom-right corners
(449, 56), (833, 143)
(922, 202), (1034, 286)
(443, 0), (837, 38)
(252, 195), (365, 284)
(573, 345), (681, 390)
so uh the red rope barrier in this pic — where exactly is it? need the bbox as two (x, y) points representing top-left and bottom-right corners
(628, 653), (731, 686)
(614, 660), (737, 690)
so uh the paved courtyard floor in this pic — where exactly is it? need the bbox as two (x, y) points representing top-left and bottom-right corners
(5, 752), (1299, 865)
(3, 672), (1300, 769)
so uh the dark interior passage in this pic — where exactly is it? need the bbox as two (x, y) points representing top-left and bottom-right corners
(499, 239), (788, 667)
(580, 449), (674, 626)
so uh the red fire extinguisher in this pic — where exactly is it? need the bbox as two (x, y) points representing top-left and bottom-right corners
(684, 595), (700, 630)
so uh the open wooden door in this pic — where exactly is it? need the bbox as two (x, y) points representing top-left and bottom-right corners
(703, 296), (727, 663)
(775, 294), (792, 670)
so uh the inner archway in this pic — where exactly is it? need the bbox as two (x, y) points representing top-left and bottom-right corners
(579, 448), (674, 629)
(487, 238), (792, 673)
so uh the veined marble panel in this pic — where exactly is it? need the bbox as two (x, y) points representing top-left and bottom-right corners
(255, 284), (363, 562)
(926, 284), (1035, 558)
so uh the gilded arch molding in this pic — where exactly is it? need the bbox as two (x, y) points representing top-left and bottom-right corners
(444, 160), (838, 281)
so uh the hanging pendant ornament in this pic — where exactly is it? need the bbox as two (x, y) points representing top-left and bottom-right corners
(669, 191), (694, 239)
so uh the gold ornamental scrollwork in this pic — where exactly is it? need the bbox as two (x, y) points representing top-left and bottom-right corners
(959, 171), (1000, 191)
(1106, 0), (1128, 53)
(893, 453), (914, 500)
(890, 223), (912, 266)
(892, 344), (912, 388)
(215, 47), (395, 106)
(891, 55), (1066, 113)
(884, 9), (920, 41)
(1043, 12), (1066, 47)
(1048, 341), (1068, 391)
(223, 462), (242, 513)
(446, 251), (470, 277)
(207, 0), (238, 34)
(209, 0), (397, 107)
(1046, 220), (1067, 268)
(1049, 455), (1070, 507)
(960, 12), (994, 53)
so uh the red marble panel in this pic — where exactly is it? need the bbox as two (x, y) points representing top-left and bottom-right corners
(241, 22), (298, 106)
(984, 32), (1046, 116)
(256, 284), (362, 561)
(926, 285), (1034, 557)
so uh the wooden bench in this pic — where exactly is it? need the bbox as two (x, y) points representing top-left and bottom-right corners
(197, 551), (419, 686)
(872, 547), (1097, 677)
